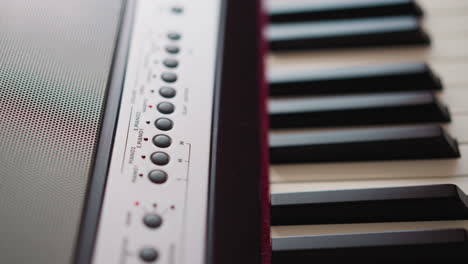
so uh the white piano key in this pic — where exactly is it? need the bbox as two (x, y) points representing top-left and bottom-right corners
(269, 45), (468, 66)
(419, 0), (468, 15)
(423, 15), (468, 37)
(447, 115), (468, 143)
(438, 89), (468, 114)
(432, 62), (468, 86)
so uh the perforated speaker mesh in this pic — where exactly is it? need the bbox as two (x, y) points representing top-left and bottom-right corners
(0, 0), (123, 263)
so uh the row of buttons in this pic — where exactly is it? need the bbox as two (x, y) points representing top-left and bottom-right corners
(148, 30), (181, 173)
(139, 27), (183, 263)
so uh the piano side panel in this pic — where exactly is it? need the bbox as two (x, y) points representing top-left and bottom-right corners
(258, 0), (272, 263)
(205, 0), (268, 263)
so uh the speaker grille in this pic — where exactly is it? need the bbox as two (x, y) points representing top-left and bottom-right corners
(0, 0), (123, 263)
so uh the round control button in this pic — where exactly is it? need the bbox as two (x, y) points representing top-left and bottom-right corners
(155, 118), (173, 131)
(140, 248), (159, 262)
(153, 135), (171, 148)
(159, 87), (176, 98)
(157, 102), (175, 114)
(151, 152), (170, 166)
(148, 170), (168, 184)
(161, 72), (177, 83)
(167, 32), (181, 41)
(163, 58), (178, 68)
(143, 214), (163, 229)
(165, 45), (180, 54)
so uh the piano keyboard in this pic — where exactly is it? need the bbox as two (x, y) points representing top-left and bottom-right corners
(266, 0), (468, 262)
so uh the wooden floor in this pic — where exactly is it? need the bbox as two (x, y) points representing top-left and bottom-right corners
(266, 0), (468, 237)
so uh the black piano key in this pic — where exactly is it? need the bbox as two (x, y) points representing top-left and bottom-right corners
(269, 125), (460, 164)
(272, 229), (468, 264)
(269, 91), (451, 128)
(269, 0), (423, 23)
(271, 184), (468, 225)
(268, 16), (430, 51)
(269, 63), (443, 96)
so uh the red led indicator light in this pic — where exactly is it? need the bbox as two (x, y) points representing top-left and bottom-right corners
(135, 201), (140, 206)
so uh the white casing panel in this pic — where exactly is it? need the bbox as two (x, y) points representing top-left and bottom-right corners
(93, 0), (221, 263)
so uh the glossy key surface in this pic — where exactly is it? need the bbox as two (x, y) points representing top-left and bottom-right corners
(268, 0), (423, 23)
(268, 16), (430, 51)
(270, 125), (460, 163)
(269, 91), (450, 128)
(269, 63), (442, 96)
(272, 229), (468, 264)
(271, 184), (468, 225)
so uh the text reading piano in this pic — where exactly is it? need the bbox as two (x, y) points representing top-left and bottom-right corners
(1, 0), (468, 263)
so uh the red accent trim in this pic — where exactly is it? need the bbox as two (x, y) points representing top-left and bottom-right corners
(257, 0), (271, 263)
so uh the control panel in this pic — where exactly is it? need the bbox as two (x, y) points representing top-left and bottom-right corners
(93, 0), (221, 263)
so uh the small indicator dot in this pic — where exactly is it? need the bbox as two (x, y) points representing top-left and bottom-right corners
(139, 174), (143, 177)
(149, 105), (153, 108)
(141, 155), (146, 159)
(135, 201), (140, 206)
(153, 203), (157, 208)
(144, 138), (148, 141)
(150, 90), (154, 93)
(170, 205), (175, 210)
(146, 121), (150, 124)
